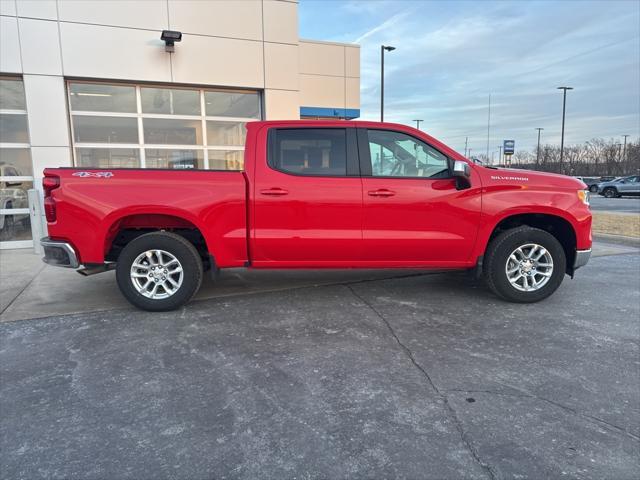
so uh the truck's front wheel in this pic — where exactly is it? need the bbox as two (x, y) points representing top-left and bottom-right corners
(116, 232), (203, 311)
(483, 226), (566, 303)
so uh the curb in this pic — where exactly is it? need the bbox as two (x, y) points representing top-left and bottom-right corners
(594, 233), (640, 248)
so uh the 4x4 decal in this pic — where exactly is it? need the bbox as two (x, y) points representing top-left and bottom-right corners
(72, 171), (114, 178)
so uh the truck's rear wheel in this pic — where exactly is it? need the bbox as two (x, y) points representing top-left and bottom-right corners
(116, 232), (203, 311)
(483, 226), (566, 303)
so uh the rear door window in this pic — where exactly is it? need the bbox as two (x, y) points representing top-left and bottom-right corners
(269, 128), (347, 176)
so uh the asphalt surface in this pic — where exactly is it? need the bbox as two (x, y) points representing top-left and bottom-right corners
(589, 195), (640, 213)
(1, 251), (639, 479)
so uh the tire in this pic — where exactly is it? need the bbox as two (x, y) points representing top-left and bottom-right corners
(483, 226), (566, 303)
(589, 185), (598, 193)
(603, 188), (616, 198)
(116, 231), (203, 311)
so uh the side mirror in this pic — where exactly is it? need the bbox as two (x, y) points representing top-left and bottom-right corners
(453, 160), (471, 190)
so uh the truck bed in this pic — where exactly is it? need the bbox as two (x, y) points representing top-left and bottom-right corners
(45, 168), (248, 266)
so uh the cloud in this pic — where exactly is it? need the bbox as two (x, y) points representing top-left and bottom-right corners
(353, 11), (411, 44)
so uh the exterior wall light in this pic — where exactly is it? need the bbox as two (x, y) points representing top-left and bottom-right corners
(160, 30), (182, 53)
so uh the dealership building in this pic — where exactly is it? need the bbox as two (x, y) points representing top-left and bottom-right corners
(0, 0), (361, 248)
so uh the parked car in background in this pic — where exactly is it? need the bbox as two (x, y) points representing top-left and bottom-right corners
(597, 176), (640, 198)
(574, 177), (601, 192)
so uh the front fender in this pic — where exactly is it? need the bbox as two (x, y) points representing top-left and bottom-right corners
(473, 191), (592, 260)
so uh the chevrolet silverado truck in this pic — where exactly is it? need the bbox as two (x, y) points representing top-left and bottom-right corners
(41, 121), (592, 311)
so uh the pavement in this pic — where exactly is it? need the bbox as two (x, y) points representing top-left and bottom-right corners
(1, 239), (639, 479)
(589, 196), (640, 214)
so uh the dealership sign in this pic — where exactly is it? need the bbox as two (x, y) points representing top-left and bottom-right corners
(503, 140), (515, 155)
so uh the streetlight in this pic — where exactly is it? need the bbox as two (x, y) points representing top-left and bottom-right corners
(616, 143), (623, 162)
(380, 45), (396, 122)
(535, 127), (544, 164)
(557, 86), (573, 174)
(413, 119), (424, 130)
(622, 134), (630, 162)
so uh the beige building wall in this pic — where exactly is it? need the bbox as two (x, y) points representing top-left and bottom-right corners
(0, 0), (360, 180)
(0, 0), (302, 184)
(0, 0), (360, 247)
(299, 39), (360, 117)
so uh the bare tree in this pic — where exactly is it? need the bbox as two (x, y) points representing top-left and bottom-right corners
(509, 138), (639, 176)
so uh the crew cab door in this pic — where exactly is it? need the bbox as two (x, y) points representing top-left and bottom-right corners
(251, 126), (362, 266)
(358, 128), (481, 264)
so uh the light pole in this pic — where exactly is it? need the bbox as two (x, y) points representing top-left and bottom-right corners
(380, 45), (395, 122)
(486, 93), (491, 159)
(498, 145), (502, 165)
(535, 128), (544, 164)
(622, 134), (630, 162)
(413, 119), (424, 130)
(616, 143), (623, 162)
(464, 136), (468, 157)
(557, 86), (573, 174)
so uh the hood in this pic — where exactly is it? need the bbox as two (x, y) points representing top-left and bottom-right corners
(478, 166), (586, 189)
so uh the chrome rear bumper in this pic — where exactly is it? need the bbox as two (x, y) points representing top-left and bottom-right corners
(40, 237), (79, 268)
(573, 248), (591, 271)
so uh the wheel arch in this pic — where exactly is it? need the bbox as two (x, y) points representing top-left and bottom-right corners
(102, 211), (213, 268)
(483, 212), (578, 275)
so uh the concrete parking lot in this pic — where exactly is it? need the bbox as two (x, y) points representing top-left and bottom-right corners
(1, 240), (639, 479)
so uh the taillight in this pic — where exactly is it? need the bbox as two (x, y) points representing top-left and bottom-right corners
(42, 175), (60, 222)
(43, 175), (59, 197)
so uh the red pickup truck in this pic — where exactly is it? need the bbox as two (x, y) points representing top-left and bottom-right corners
(41, 121), (592, 311)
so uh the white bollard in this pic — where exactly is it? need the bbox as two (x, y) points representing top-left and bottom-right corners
(27, 189), (43, 255)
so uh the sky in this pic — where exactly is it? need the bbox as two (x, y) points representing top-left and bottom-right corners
(299, 0), (640, 157)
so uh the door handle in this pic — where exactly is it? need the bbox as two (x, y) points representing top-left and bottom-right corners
(260, 188), (289, 196)
(368, 189), (395, 197)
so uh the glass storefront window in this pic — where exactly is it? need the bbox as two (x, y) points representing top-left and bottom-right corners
(1, 76), (33, 247)
(0, 214), (31, 242)
(141, 88), (201, 115)
(0, 179), (32, 208)
(143, 118), (203, 145)
(208, 150), (244, 171)
(0, 149), (33, 176)
(75, 148), (140, 168)
(0, 78), (26, 110)
(0, 114), (29, 143)
(69, 83), (136, 113)
(68, 82), (260, 170)
(145, 149), (204, 169)
(204, 90), (260, 118)
(206, 121), (246, 146)
(72, 116), (139, 144)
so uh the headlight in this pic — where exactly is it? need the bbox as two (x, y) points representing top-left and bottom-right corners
(577, 190), (590, 206)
